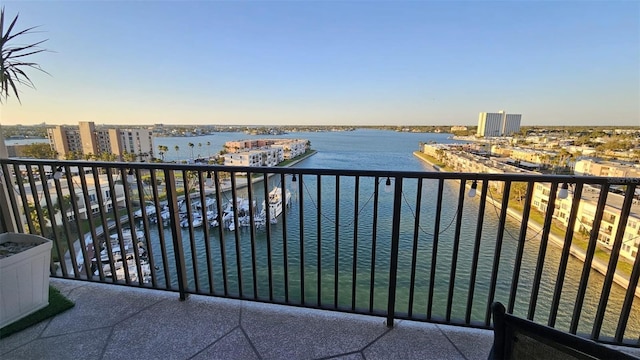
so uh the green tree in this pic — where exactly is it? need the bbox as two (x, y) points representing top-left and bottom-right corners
(19, 143), (57, 159)
(0, 7), (49, 103)
(174, 145), (180, 159)
(122, 150), (137, 162)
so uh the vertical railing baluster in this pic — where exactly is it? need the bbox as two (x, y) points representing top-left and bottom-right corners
(92, 166), (116, 283)
(408, 178), (423, 318)
(136, 167), (157, 288)
(198, 170), (211, 291)
(334, 175), (340, 309)
(466, 179), (489, 324)
(351, 176), (360, 312)
(246, 171), (258, 299)
(446, 179), (467, 322)
(570, 182), (610, 334)
(213, 170), (228, 296)
(77, 167), (103, 282)
(298, 173), (305, 305)
(280, 173), (289, 303)
(182, 170), (199, 292)
(528, 182), (559, 320)
(1, 163), (23, 232)
(427, 179), (444, 320)
(592, 184), (636, 340)
(263, 172), (273, 301)
(102, 168), (121, 283)
(507, 181), (535, 313)
(15, 164), (34, 233)
(53, 165), (79, 278)
(149, 168), (169, 289)
(386, 176), (403, 327)
(165, 169), (189, 300)
(25, 166), (46, 237)
(64, 165), (92, 280)
(616, 189), (640, 342)
(316, 174), (322, 306)
(230, 172), (243, 297)
(485, 181), (511, 325)
(125, 167), (145, 285)
(548, 182), (584, 327)
(39, 164), (66, 277)
(115, 167), (135, 284)
(369, 176), (380, 314)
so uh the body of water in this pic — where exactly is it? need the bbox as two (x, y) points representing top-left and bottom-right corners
(140, 129), (638, 341)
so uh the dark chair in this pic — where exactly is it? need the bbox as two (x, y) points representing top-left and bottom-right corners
(489, 302), (638, 360)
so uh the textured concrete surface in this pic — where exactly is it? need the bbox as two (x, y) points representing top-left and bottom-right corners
(1, 279), (635, 360)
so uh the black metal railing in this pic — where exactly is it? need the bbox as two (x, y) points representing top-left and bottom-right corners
(0, 158), (639, 347)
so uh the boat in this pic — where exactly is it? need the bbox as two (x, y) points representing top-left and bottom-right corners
(110, 228), (144, 242)
(180, 214), (204, 228)
(134, 204), (157, 218)
(102, 258), (151, 284)
(222, 198), (256, 230)
(263, 187), (291, 221)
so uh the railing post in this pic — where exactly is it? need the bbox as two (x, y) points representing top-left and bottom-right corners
(386, 176), (402, 328)
(165, 169), (189, 301)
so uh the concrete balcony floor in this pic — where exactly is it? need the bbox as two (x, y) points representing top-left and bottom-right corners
(2, 279), (639, 360)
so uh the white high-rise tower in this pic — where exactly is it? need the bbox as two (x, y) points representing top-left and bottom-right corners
(477, 111), (521, 137)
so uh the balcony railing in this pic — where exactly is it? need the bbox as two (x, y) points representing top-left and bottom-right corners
(0, 158), (639, 347)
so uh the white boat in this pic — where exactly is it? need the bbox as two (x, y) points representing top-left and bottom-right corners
(180, 215), (203, 228)
(102, 259), (151, 284)
(264, 187), (291, 220)
(134, 205), (157, 218)
(110, 228), (144, 242)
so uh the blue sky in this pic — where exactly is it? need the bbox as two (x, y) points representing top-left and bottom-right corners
(2, 1), (638, 126)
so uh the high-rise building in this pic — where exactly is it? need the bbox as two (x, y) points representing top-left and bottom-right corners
(48, 122), (154, 161)
(477, 111), (521, 137)
(78, 121), (99, 156)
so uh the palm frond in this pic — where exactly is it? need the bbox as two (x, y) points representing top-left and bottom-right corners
(0, 6), (49, 104)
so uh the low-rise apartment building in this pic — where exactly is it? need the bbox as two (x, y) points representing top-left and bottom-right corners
(223, 148), (282, 167)
(421, 144), (640, 263)
(574, 159), (640, 178)
(223, 138), (309, 166)
(531, 183), (640, 262)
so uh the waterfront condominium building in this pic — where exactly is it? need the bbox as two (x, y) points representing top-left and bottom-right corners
(48, 122), (154, 161)
(477, 111), (522, 137)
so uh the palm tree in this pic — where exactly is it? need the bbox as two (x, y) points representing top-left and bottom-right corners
(157, 145), (168, 161)
(198, 142), (202, 158)
(206, 141), (211, 158)
(174, 145), (180, 159)
(1, 7), (49, 103)
(188, 142), (194, 159)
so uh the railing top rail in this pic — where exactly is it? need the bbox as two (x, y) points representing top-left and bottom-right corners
(1, 158), (637, 184)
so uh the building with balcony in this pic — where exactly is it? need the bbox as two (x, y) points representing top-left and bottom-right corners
(531, 183), (640, 262)
(47, 122), (154, 161)
(223, 148), (282, 167)
(575, 159), (640, 178)
(477, 111), (521, 137)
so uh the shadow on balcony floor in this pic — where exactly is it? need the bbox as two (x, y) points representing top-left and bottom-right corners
(1, 279), (637, 360)
(0, 279), (493, 359)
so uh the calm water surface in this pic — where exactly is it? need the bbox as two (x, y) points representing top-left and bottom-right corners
(146, 129), (638, 341)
